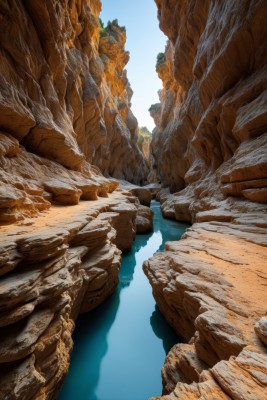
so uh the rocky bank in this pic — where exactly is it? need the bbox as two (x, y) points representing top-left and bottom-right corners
(0, 190), (144, 399)
(145, 0), (267, 399)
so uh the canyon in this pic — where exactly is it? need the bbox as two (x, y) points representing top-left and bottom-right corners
(0, 0), (266, 400)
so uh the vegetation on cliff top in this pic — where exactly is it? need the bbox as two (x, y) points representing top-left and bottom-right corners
(137, 126), (152, 145)
(149, 103), (161, 114)
(156, 52), (166, 69)
(99, 18), (126, 39)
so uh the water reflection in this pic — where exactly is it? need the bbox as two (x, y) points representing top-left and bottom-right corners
(152, 202), (189, 252)
(58, 201), (189, 400)
(120, 234), (150, 289)
(62, 290), (120, 399)
(150, 305), (178, 354)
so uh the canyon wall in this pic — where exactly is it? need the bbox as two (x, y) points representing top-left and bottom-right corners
(145, 0), (267, 399)
(0, 1), (151, 399)
(137, 126), (152, 162)
(0, 0), (148, 224)
(151, 0), (267, 219)
(98, 20), (148, 182)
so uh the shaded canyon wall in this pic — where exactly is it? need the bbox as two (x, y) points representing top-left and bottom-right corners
(150, 0), (267, 220)
(145, 0), (267, 399)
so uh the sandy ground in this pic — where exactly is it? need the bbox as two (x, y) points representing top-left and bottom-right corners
(0, 192), (125, 239)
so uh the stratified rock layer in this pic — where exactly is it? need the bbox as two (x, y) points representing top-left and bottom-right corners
(145, 0), (267, 398)
(144, 220), (267, 399)
(98, 22), (148, 182)
(151, 0), (267, 211)
(0, 0), (148, 224)
(0, 192), (139, 400)
(0, 1), (150, 398)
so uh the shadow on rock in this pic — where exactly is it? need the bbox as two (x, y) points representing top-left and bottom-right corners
(150, 305), (179, 354)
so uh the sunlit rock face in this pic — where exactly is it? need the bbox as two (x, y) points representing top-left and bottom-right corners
(0, 0), (147, 224)
(137, 127), (152, 163)
(0, 1), (150, 398)
(144, 0), (267, 399)
(98, 23), (149, 182)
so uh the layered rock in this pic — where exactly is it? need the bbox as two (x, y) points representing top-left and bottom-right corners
(135, 205), (154, 233)
(144, 221), (267, 399)
(0, 0), (148, 224)
(137, 126), (152, 162)
(0, 191), (140, 400)
(119, 180), (153, 206)
(144, 0), (267, 398)
(151, 0), (267, 214)
(98, 21), (149, 182)
(0, 1), (151, 398)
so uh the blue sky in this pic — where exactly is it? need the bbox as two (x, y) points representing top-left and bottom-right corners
(101, 0), (166, 131)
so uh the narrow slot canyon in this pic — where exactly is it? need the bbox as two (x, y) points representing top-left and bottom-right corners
(0, 1), (266, 400)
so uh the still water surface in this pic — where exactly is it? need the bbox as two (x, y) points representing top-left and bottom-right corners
(59, 200), (189, 400)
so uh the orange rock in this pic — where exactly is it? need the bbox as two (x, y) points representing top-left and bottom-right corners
(0, 1), (148, 224)
(0, 192), (140, 398)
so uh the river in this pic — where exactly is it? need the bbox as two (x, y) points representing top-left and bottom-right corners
(58, 200), (189, 400)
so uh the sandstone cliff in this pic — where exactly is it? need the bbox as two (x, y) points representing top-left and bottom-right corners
(97, 19), (148, 182)
(151, 0), (267, 215)
(0, 1), (151, 399)
(0, 0), (148, 224)
(137, 126), (152, 162)
(145, 0), (267, 399)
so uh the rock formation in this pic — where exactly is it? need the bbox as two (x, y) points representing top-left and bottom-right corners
(0, 1), (151, 399)
(145, 0), (267, 398)
(0, 191), (142, 399)
(98, 20), (148, 182)
(137, 126), (152, 162)
(0, 0), (148, 225)
(144, 222), (267, 399)
(151, 0), (267, 213)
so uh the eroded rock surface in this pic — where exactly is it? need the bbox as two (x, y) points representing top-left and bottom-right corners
(136, 205), (154, 233)
(144, 221), (267, 399)
(144, 0), (267, 398)
(119, 180), (153, 206)
(0, 2), (151, 397)
(151, 0), (267, 215)
(0, 192), (138, 399)
(98, 21), (148, 182)
(0, 0), (148, 224)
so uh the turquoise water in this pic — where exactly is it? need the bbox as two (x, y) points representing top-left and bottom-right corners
(58, 201), (189, 400)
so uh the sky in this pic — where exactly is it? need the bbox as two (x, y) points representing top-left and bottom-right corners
(100, 0), (167, 131)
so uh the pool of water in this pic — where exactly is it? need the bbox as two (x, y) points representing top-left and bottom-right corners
(58, 200), (189, 400)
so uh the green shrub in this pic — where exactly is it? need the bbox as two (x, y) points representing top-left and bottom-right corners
(138, 127), (152, 148)
(99, 18), (126, 38)
(111, 19), (126, 31)
(99, 18), (108, 37)
(140, 126), (152, 137)
(148, 103), (161, 114)
(156, 52), (166, 69)
(99, 18), (104, 29)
